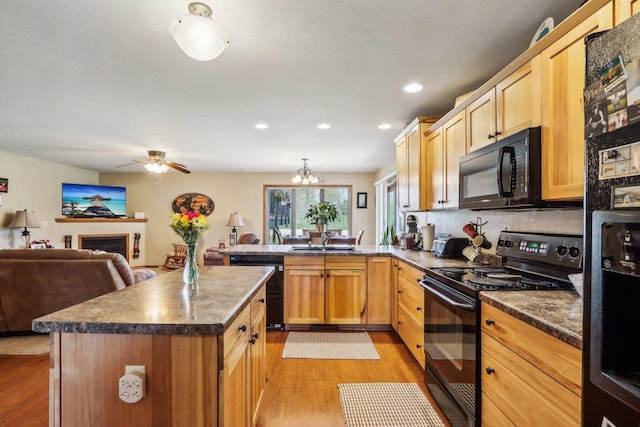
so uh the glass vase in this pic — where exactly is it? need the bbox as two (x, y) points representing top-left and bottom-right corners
(183, 242), (199, 290)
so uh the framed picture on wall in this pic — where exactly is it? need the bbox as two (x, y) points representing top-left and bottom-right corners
(0, 178), (7, 193)
(357, 192), (367, 209)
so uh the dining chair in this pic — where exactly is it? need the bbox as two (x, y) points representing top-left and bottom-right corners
(327, 236), (356, 245)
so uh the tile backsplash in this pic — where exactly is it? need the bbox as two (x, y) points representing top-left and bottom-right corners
(406, 208), (584, 253)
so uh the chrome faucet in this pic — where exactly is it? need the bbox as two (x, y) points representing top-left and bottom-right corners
(321, 231), (330, 247)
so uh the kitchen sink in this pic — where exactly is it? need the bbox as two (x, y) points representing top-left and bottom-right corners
(289, 244), (358, 252)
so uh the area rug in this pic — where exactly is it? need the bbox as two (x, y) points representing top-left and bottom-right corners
(338, 383), (445, 427)
(0, 335), (49, 355)
(282, 332), (380, 359)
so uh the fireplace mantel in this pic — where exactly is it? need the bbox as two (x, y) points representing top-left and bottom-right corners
(55, 218), (148, 223)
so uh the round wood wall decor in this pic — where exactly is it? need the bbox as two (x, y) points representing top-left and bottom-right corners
(172, 193), (215, 216)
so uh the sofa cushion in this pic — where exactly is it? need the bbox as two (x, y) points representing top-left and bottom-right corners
(90, 251), (137, 285)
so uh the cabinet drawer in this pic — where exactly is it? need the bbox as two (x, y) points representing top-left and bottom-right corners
(397, 305), (425, 369)
(482, 332), (581, 426)
(398, 277), (424, 325)
(251, 284), (267, 323)
(325, 256), (366, 270)
(481, 392), (515, 427)
(397, 261), (423, 285)
(223, 304), (251, 362)
(284, 256), (324, 269)
(481, 303), (581, 395)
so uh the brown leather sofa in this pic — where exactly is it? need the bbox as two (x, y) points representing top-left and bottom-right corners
(0, 249), (156, 334)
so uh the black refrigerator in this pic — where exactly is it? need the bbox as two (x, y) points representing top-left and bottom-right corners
(583, 12), (640, 427)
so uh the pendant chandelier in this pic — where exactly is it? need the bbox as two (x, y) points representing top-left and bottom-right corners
(291, 158), (320, 184)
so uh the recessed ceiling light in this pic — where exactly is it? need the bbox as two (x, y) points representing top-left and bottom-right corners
(403, 83), (424, 93)
(378, 123), (391, 130)
(317, 123), (331, 130)
(254, 123), (269, 129)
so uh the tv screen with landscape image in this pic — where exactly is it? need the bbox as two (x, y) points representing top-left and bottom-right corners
(62, 183), (126, 218)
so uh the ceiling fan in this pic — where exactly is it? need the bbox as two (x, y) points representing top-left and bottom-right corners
(117, 150), (191, 174)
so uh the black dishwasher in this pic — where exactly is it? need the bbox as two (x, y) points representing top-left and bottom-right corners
(229, 255), (284, 329)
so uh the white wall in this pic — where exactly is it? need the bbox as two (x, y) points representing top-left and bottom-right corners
(0, 150), (98, 249)
(99, 171), (377, 266)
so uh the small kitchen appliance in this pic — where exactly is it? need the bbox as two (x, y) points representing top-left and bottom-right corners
(431, 235), (469, 258)
(421, 231), (583, 426)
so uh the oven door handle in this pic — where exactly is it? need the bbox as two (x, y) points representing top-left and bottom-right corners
(422, 280), (475, 311)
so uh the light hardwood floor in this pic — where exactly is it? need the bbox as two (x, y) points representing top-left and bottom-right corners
(0, 330), (446, 427)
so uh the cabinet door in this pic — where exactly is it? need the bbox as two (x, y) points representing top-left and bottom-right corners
(443, 110), (466, 209)
(249, 286), (267, 426)
(540, 3), (613, 200)
(367, 257), (391, 324)
(496, 57), (541, 139)
(396, 136), (409, 211)
(406, 125), (421, 211)
(423, 128), (444, 210)
(391, 260), (400, 331)
(326, 269), (367, 324)
(284, 269), (325, 324)
(222, 335), (250, 427)
(466, 89), (496, 152)
(615, 0), (640, 23)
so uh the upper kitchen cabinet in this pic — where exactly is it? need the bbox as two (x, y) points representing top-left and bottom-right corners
(395, 116), (439, 212)
(422, 111), (466, 210)
(615, 0), (640, 24)
(540, 3), (613, 200)
(466, 58), (541, 153)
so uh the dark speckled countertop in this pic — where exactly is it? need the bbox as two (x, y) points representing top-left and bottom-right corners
(32, 266), (274, 335)
(479, 291), (583, 349)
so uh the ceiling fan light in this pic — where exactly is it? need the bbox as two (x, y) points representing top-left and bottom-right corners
(145, 162), (169, 174)
(168, 3), (230, 61)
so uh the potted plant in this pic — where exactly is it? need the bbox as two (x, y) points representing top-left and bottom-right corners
(304, 201), (338, 231)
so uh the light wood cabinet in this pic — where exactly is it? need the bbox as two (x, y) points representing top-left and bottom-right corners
(366, 256), (392, 324)
(396, 117), (439, 212)
(423, 111), (466, 210)
(480, 302), (582, 426)
(249, 285), (267, 426)
(466, 59), (541, 154)
(284, 257), (325, 324)
(391, 259), (400, 331)
(221, 304), (251, 427)
(284, 256), (367, 325)
(540, 3), (613, 200)
(395, 260), (425, 368)
(615, 0), (640, 24)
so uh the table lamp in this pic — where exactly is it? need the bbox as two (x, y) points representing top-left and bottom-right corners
(9, 209), (41, 248)
(226, 212), (245, 246)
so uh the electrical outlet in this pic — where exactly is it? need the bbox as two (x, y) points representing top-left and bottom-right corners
(118, 365), (146, 403)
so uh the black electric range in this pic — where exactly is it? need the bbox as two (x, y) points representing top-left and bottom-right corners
(424, 231), (583, 298)
(420, 231), (583, 427)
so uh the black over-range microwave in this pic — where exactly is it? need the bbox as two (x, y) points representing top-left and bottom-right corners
(458, 127), (544, 210)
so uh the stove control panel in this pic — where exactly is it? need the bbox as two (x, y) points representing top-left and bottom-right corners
(496, 231), (583, 269)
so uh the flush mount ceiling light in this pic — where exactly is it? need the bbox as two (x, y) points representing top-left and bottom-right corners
(168, 2), (230, 61)
(378, 123), (391, 130)
(403, 83), (424, 93)
(255, 123), (269, 129)
(317, 123), (331, 130)
(291, 158), (320, 184)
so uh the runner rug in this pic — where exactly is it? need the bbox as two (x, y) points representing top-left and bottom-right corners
(0, 335), (49, 355)
(282, 331), (380, 359)
(338, 382), (446, 427)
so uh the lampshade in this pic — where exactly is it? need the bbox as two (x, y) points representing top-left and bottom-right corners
(168, 2), (230, 61)
(291, 158), (320, 184)
(226, 212), (245, 228)
(9, 210), (40, 229)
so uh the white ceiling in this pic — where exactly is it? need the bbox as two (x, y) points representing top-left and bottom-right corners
(0, 0), (582, 174)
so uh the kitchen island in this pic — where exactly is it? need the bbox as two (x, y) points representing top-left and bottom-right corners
(33, 265), (274, 427)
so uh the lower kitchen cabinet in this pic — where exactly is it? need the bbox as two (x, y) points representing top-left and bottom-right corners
(395, 260), (425, 368)
(366, 256), (392, 324)
(249, 285), (267, 426)
(480, 302), (581, 426)
(284, 256), (367, 325)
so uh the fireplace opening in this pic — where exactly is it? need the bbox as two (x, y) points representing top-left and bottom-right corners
(79, 234), (129, 261)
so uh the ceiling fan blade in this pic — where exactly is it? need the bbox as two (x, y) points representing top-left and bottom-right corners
(166, 161), (191, 174)
(115, 160), (143, 168)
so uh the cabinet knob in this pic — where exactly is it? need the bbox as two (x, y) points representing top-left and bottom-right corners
(239, 324), (247, 332)
(253, 333), (259, 340)
(488, 133), (496, 139)
(249, 338), (256, 344)
(486, 367), (495, 375)
(397, 290), (402, 294)
(259, 298), (265, 304)
(416, 344), (422, 349)
(495, 131), (502, 136)
(416, 307), (422, 311)
(485, 319), (495, 326)
(398, 321), (403, 325)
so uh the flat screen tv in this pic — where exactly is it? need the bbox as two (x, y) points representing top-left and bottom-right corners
(62, 183), (126, 218)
